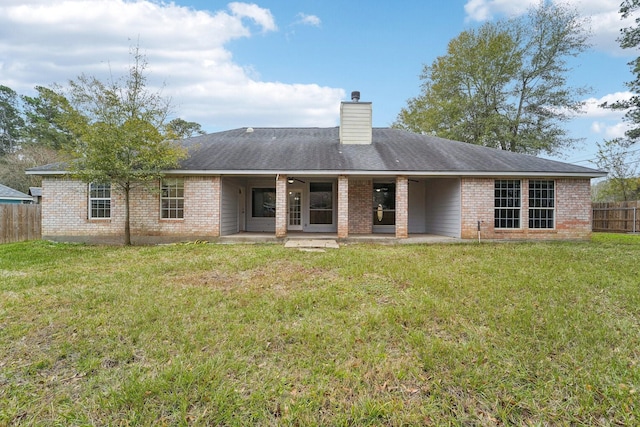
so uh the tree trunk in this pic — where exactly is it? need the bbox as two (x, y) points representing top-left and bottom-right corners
(124, 182), (131, 245)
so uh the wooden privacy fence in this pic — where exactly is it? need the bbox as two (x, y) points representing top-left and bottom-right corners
(0, 204), (42, 244)
(592, 201), (640, 233)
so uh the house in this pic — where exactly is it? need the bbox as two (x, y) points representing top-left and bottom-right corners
(29, 187), (42, 204)
(27, 92), (605, 244)
(0, 183), (33, 204)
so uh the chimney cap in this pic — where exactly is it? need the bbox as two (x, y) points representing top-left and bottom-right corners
(351, 91), (360, 102)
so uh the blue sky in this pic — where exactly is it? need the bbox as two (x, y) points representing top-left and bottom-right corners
(0, 0), (636, 167)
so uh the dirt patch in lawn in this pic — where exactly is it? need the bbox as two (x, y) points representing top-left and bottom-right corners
(171, 260), (340, 294)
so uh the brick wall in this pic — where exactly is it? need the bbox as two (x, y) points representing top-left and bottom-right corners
(337, 175), (349, 238)
(555, 178), (592, 239)
(348, 178), (372, 234)
(42, 178), (123, 239)
(460, 178), (493, 239)
(395, 176), (408, 238)
(42, 176), (222, 244)
(460, 177), (592, 240)
(275, 175), (287, 238)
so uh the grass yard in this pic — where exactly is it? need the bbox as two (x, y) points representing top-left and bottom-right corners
(1, 235), (639, 426)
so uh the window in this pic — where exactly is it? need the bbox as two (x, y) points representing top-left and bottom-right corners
(89, 183), (111, 219)
(309, 183), (333, 224)
(495, 180), (521, 228)
(252, 188), (276, 217)
(161, 179), (184, 219)
(373, 183), (396, 225)
(529, 180), (554, 229)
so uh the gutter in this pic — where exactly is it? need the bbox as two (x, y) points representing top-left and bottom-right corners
(27, 169), (607, 179)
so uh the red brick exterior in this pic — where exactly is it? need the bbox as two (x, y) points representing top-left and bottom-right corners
(337, 175), (349, 238)
(275, 175), (288, 238)
(460, 177), (592, 240)
(41, 175), (593, 243)
(348, 178), (372, 234)
(395, 176), (408, 238)
(41, 176), (221, 244)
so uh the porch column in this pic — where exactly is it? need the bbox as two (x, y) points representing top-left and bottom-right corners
(396, 176), (409, 239)
(275, 174), (288, 238)
(337, 175), (349, 238)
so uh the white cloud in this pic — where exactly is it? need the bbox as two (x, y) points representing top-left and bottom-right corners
(228, 2), (277, 33)
(0, 1), (344, 132)
(464, 0), (536, 21)
(581, 92), (633, 118)
(591, 121), (629, 139)
(586, 92), (631, 139)
(295, 13), (321, 27)
(591, 121), (604, 133)
(579, 92), (631, 141)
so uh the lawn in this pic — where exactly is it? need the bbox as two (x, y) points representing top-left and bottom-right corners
(1, 235), (639, 426)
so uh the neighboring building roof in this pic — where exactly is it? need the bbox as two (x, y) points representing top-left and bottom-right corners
(0, 183), (33, 202)
(29, 187), (42, 197)
(27, 127), (606, 178)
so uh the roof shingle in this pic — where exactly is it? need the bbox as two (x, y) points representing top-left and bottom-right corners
(27, 127), (605, 177)
(178, 127), (604, 176)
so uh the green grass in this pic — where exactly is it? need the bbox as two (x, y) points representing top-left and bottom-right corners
(1, 234), (639, 425)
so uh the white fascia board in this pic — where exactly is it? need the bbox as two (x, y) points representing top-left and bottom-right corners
(1, 196), (33, 201)
(166, 169), (607, 179)
(32, 169), (605, 178)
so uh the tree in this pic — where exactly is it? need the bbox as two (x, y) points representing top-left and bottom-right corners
(21, 86), (79, 151)
(594, 138), (640, 201)
(0, 145), (66, 193)
(166, 118), (206, 139)
(600, 0), (640, 141)
(0, 85), (25, 155)
(394, 2), (590, 155)
(66, 46), (187, 245)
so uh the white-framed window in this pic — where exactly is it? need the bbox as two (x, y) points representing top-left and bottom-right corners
(89, 183), (111, 219)
(529, 180), (555, 229)
(161, 178), (184, 219)
(494, 180), (521, 229)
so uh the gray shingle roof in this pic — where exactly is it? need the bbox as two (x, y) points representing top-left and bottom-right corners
(27, 127), (605, 177)
(178, 127), (604, 176)
(0, 183), (32, 200)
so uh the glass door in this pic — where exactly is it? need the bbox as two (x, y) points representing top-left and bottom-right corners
(373, 182), (396, 233)
(288, 189), (302, 230)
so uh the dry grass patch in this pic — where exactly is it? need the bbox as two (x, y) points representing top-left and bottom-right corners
(174, 259), (340, 295)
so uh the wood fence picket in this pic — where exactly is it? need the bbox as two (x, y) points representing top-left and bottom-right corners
(0, 204), (42, 244)
(592, 201), (640, 233)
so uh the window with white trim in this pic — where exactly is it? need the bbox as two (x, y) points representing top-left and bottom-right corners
(89, 183), (111, 219)
(494, 180), (521, 228)
(529, 180), (555, 229)
(161, 178), (184, 219)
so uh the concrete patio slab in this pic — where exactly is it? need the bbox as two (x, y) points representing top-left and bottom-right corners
(216, 232), (463, 245)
